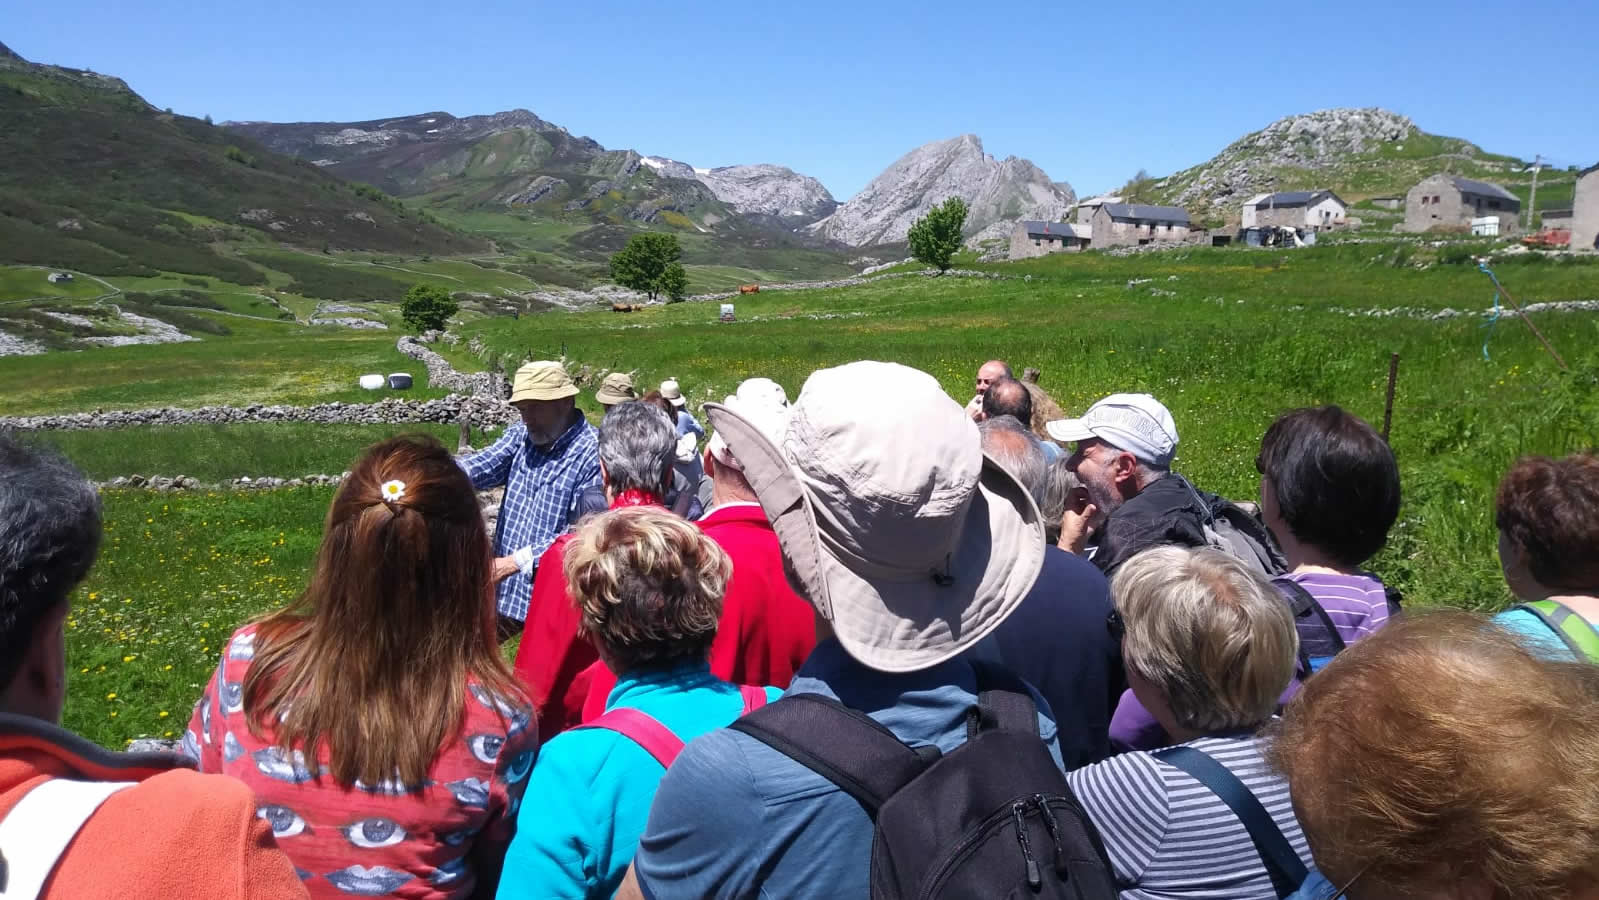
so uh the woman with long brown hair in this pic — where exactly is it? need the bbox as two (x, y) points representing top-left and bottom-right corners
(185, 435), (535, 899)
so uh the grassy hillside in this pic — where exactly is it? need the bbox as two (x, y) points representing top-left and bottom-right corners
(1127, 109), (1577, 227)
(0, 52), (486, 282)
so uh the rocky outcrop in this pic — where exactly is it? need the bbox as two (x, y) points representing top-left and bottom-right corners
(809, 135), (1075, 246)
(1154, 108), (1429, 213)
(693, 164), (837, 222)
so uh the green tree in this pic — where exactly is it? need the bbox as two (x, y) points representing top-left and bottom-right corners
(609, 232), (690, 302)
(400, 283), (458, 333)
(907, 197), (969, 273)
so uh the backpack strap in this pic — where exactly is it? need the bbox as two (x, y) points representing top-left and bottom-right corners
(1272, 578), (1347, 655)
(1152, 745), (1307, 900)
(0, 778), (137, 900)
(730, 693), (937, 817)
(968, 662), (1041, 737)
(1513, 601), (1599, 662)
(575, 708), (685, 769)
(738, 684), (769, 713)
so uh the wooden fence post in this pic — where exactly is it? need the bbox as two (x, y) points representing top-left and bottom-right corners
(1381, 353), (1400, 443)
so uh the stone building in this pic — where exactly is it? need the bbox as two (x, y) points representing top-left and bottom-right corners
(1240, 191), (1347, 230)
(1572, 163), (1599, 251)
(1074, 195), (1121, 225)
(1008, 220), (1091, 259)
(1087, 203), (1191, 248)
(1402, 174), (1521, 233)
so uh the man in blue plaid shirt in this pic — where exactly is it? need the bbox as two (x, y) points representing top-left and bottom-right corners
(459, 360), (600, 634)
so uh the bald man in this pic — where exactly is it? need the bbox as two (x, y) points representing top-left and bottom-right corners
(964, 359), (1012, 420)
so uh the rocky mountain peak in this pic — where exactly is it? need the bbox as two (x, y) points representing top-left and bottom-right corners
(809, 134), (1074, 246)
(1161, 107), (1423, 210)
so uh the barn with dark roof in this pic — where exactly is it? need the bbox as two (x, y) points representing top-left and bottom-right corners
(1403, 174), (1521, 234)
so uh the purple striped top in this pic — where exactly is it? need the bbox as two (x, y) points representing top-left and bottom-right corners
(1286, 571), (1393, 645)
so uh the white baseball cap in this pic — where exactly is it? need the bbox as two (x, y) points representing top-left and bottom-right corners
(706, 378), (789, 472)
(1045, 393), (1178, 467)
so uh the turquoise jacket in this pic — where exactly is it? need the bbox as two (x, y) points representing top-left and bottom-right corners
(496, 661), (780, 900)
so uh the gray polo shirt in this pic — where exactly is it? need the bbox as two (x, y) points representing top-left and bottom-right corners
(632, 640), (1065, 899)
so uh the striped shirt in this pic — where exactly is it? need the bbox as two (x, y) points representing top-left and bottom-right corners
(1285, 572), (1392, 645)
(1067, 734), (1312, 900)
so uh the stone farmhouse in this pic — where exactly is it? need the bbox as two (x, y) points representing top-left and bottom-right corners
(1241, 191), (1347, 230)
(1402, 174), (1521, 233)
(1008, 220), (1091, 259)
(1086, 203), (1191, 248)
(1572, 163), (1599, 251)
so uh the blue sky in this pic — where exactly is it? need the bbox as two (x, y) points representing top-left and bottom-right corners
(8, 0), (1596, 199)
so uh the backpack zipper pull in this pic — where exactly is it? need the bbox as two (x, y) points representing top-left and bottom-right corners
(1034, 794), (1067, 875)
(1012, 801), (1042, 889)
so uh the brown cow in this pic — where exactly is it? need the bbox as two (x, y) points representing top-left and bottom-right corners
(738, 284), (760, 294)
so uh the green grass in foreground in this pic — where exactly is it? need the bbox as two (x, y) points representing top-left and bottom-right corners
(66, 488), (330, 747)
(0, 329), (451, 416)
(29, 422), (467, 481)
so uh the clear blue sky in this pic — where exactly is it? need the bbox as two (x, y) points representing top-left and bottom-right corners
(8, 0), (1596, 199)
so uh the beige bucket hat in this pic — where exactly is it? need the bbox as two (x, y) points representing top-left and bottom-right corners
(510, 360), (578, 403)
(595, 372), (637, 405)
(705, 361), (1043, 673)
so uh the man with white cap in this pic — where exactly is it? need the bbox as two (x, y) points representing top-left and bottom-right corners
(1047, 393), (1279, 577)
(619, 361), (1072, 899)
(459, 360), (600, 636)
(575, 377), (817, 721)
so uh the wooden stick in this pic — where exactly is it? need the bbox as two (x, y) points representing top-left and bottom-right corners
(1382, 353), (1400, 443)
(1494, 277), (1570, 371)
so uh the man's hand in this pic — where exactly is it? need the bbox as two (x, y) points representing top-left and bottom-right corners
(491, 555), (521, 583)
(1058, 487), (1098, 555)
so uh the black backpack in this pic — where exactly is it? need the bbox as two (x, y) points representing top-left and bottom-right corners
(729, 669), (1118, 900)
(1273, 575), (1402, 679)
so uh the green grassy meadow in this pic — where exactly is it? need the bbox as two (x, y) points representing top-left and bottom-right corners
(24, 239), (1599, 747)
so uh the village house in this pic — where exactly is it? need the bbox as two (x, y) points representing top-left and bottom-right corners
(1008, 220), (1091, 259)
(1240, 191), (1347, 230)
(1402, 174), (1521, 234)
(1087, 203), (1191, 248)
(1572, 163), (1599, 252)
(1074, 195), (1121, 225)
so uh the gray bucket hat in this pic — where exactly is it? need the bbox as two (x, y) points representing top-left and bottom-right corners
(705, 360), (1043, 673)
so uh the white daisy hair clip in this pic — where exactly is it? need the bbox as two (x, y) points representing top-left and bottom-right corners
(380, 480), (407, 503)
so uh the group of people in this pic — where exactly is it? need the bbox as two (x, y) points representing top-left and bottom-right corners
(1, 355), (1597, 900)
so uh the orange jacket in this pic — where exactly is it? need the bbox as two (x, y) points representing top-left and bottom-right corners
(0, 713), (308, 899)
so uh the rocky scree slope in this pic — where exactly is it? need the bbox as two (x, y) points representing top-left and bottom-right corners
(808, 135), (1075, 246)
(1141, 108), (1533, 220)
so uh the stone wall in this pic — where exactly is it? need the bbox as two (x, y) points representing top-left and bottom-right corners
(0, 394), (515, 432)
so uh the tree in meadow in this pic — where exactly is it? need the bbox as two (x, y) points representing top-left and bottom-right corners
(907, 197), (968, 273)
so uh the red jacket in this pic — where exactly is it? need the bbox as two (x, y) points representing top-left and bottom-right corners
(580, 502), (817, 721)
(0, 713), (307, 899)
(512, 533), (596, 738)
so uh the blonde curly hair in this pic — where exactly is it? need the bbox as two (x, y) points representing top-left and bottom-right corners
(563, 506), (730, 673)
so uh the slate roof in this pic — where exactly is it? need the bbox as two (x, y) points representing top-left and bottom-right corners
(1020, 220), (1090, 239)
(1450, 177), (1519, 203)
(1100, 203), (1190, 224)
(1250, 190), (1345, 209)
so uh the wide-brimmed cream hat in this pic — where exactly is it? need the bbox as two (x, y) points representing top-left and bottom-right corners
(705, 361), (1043, 673)
(595, 372), (637, 405)
(510, 360), (578, 403)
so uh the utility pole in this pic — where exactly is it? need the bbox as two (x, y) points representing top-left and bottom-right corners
(1526, 155), (1542, 231)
